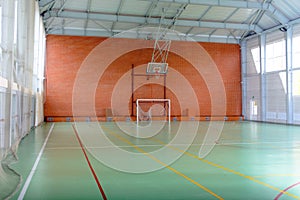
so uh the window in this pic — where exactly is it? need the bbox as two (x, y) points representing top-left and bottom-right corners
(0, 5), (2, 43)
(0, 5), (2, 76)
(279, 72), (286, 93)
(266, 40), (286, 72)
(293, 36), (300, 69)
(246, 38), (260, 74)
(294, 70), (300, 123)
(293, 70), (300, 96)
(13, 0), (18, 45)
(251, 47), (260, 73)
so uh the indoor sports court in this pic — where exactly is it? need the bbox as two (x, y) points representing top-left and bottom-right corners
(0, 0), (300, 200)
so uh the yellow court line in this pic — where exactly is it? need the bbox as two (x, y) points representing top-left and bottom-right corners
(101, 127), (224, 200)
(151, 138), (300, 200)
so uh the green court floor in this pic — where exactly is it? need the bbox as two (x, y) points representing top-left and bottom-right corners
(6, 121), (300, 200)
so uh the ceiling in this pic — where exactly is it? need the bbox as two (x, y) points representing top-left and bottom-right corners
(38, 0), (300, 43)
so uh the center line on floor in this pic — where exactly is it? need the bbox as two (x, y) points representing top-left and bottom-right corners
(72, 124), (107, 200)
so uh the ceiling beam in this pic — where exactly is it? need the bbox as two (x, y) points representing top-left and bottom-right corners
(112, 0), (124, 31)
(39, 0), (57, 8)
(265, 3), (289, 25)
(45, 10), (263, 32)
(84, 0), (92, 35)
(243, 17), (300, 41)
(145, 0), (159, 18)
(144, 0), (290, 25)
(143, 0), (267, 10)
(47, 26), (240, 43)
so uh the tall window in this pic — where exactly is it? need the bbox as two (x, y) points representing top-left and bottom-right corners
(293, 69), (300, 122)
(266, 40), (286, 72)
(13, 0), (18, 45)
(293, 36), (300, 69)
(246, 37), (260, 74)
(294, 70), (300, 96)
(0, 4), (2, 43)
(0, 5), (2, 76)
(251, 47), (260, 73)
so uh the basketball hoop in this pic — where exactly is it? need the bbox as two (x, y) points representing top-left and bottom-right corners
(146, 62), (168, 80)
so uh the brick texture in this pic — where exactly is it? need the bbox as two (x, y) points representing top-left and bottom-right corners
(45, 35), (241, 121)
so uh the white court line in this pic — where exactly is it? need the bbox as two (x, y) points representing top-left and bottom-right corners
(44, 141), (300, 150)
(17, 123), (55, 200)
(218, 141), (300, 145)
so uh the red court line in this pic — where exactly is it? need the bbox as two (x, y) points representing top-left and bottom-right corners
(72, 124), (107, 200)
(274, 182), (300, 200)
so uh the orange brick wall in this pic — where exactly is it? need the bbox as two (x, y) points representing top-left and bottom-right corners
(44, 35), (241, 121)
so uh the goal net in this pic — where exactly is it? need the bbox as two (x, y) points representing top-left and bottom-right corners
(136, 99), (170, 125)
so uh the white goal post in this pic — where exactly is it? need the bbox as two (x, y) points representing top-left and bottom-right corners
(136, 99), (171, 125)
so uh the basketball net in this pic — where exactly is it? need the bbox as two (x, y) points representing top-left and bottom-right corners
(154, 67), (160, 79)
